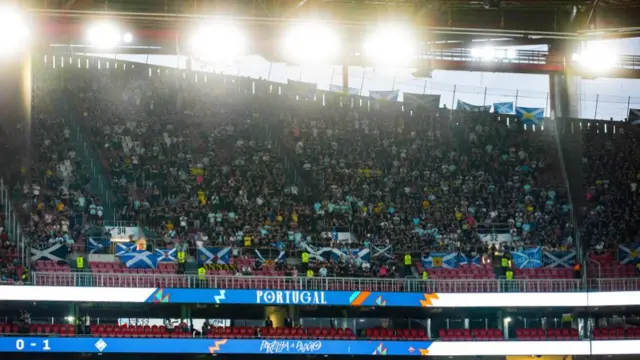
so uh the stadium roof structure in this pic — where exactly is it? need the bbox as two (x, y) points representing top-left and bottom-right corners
(20, 0), (640, 76)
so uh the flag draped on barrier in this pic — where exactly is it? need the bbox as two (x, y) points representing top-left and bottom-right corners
(30, 243), (68, 262)
(197, 247), (231, 265)
(457, 100), (491, 112)
(116, 243), (137, 256)
(300, 243), (370, 262)
(422, 252), (460, 269)
(403, 93), (441, 109)
(493, 102), (514, 114)
(511, 247), (542, 268)
(329, 84), (359, 95)
(516, 107), (545, 125)
(542, 250), (576, 268)
(618, 244), (640, 264)
(155, 248), (177, 263)
(88, 237), (111, 254)
(121, 250), (157, 269)
(287, 80), (317, 99)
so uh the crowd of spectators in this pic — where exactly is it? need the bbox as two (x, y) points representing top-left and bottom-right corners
(581, 122), (640, 251)
(60, 63), (579, 279)
(3, 59), (639, 282)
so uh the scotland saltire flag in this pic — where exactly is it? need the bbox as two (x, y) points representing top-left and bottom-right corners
(116, 243), (137, 256)
(155, 248), (177, 263)
(197, 247), (231, 265)
(369, 90), (399, 101)
(254, 249), (286, 264)
(300, 243), (333, 261)
(458, 253), (482, 266)
(121, 250), (157, 269)
(88, 237), (111, 254)
(542, 250), (576, 268)
(618, 244), (640, 264)
(422, 252), (460, 269)
(511, 247), (542, 268)
(516, 107), (545, 125)
(330, 248), (370, 262)
(457, 100), (490, 112)
(371, 244), (393, 259)
(30, 243), (68, 262)
(493, 102), (514, 114)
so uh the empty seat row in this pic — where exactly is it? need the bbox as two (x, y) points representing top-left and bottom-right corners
(593, 327), (640, 339)
(515, 328), (578, 340)
(366, 328), (428, 340)
(439, 328), (503, 341)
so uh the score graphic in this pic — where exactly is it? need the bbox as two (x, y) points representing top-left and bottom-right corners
(15, 339), (51, 351)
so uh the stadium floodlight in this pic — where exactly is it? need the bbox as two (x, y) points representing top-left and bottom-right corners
(282, 22), (341, 64)
(190, 21), (247, 62)
(572, 44), (618, 72)
(123, 32), (133, 44)
(0, 6), (29, 56)
(87, 21), (122, 49)
(364, 26), (416, 66)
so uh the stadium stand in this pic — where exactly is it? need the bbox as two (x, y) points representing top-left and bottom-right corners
(1, 57), (640, 292)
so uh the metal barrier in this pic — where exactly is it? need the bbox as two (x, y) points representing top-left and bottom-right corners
(29, 272), (596, 293)
(0, 179), (29, 266)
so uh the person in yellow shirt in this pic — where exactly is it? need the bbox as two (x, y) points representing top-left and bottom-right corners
(56, 202), (65, 212)
(166, 222), (174, 231)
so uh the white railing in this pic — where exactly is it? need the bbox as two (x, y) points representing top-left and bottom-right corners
(26, 272), (599, 293)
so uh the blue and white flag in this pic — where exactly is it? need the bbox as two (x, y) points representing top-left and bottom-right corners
(330, 248), (370, 262)
(421, 252), (459, 269)
(300, 243), (333, 261)
(516, 106), (545, 125)
(121, 250), (157, 269)
(618, 244), (640, 264)
(493, 102), (514, 114)
(371, 244), (393, 259)
(197, 247), (231, 265)
(542, 250), (576, 268)
(116, 243), (137, 256)
(369, 90), (399, 101)
(155, 248), (177, 263)
(30, 243), (68, 262)
(88, 237), (111, 254)
(458, 253), (482, 266)
(255, 248), (286, 264)
(457, 100), (491, 112)
(511, 247), (542, 268)
(329, 84), (359, 95)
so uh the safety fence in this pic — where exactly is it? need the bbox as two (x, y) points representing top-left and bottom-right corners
(27, 272), (639, 293)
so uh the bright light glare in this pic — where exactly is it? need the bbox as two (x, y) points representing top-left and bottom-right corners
(364, 27), (416, 66)
(87, 22), (122, 49)
(0, 7), (29, 55)
(123, 32), (133, 44)
(282, 23), (340, 64)
(472, 47), (517, 61)
(573, 44), (618, 72)
(191, 22), (247, 62)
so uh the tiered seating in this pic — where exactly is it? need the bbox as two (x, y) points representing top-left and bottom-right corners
(90, 261), (177, 274)
(516, 268), (573, 279)
(34, 260), (71, 273)
(90, 324), (178, 338)
(588, 264), (637, 279)
(0, 324), (19, 334)
(417, 264), (496, 280)
(515, 328), (578, 340)
(439, 328), (503, 341)
(0, 323), (76, 336)
(366, 328), (428, 340)
(593, 327), (640, 340)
